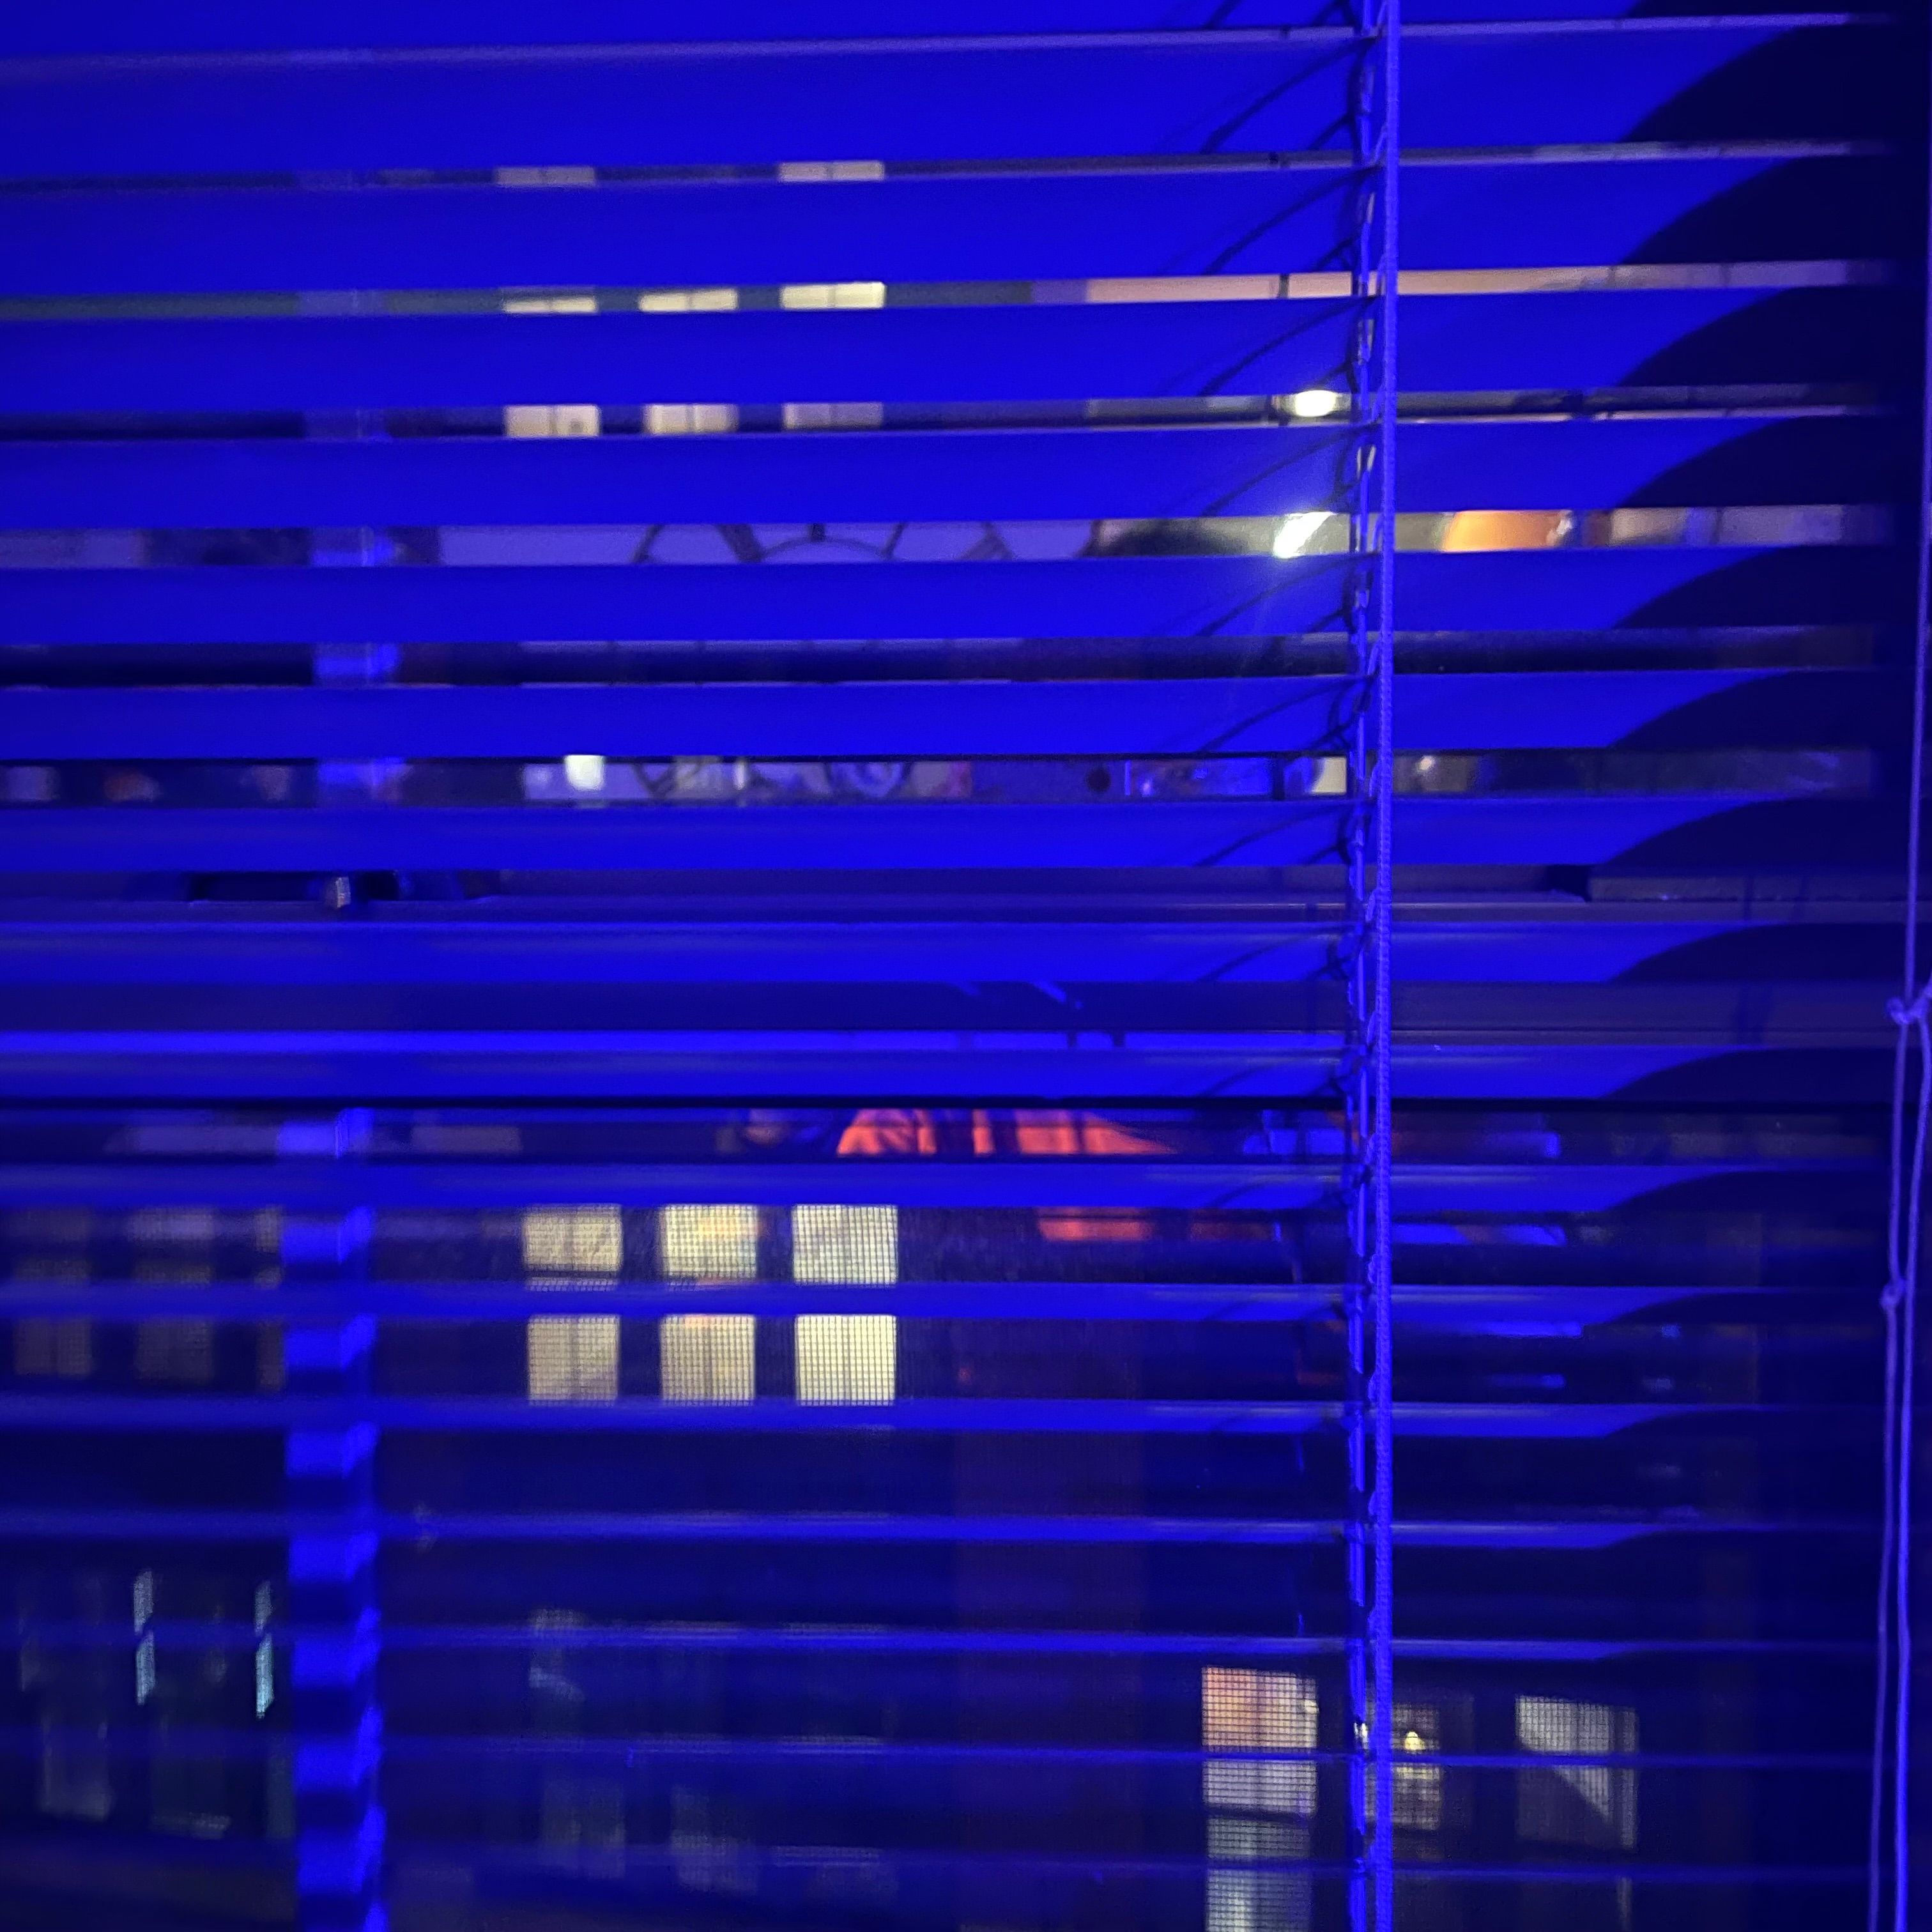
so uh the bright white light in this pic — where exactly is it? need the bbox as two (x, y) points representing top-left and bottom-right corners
(1289, 388), (1344, 420)
(562, 753), (606, 793)
(1271, 512), (1333, 558)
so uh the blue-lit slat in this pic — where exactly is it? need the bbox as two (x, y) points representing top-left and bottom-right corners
(0, 2), (1742, 59)
(0, 1158), (1864, 1212)
(0, 1507), (1841, 1549)
(1, 288), (1902, 411)
(0, 671), (1837, 760)
(0, 794), (1837, 871)
(0, 22), (1867, 178)
(0, 418), (1897, 528)
(0, 1039), (1884, 1103)
(0, 550), (1893, 645)
(0, 910), (1877, 983)
(0, 153), (1881, 298)
(0, 1394), (1800, 1439)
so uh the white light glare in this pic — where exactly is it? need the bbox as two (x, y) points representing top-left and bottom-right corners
(1289, 388), (1344, 420)
(563, 753), (607, 793)
(1271, 512), (1333, 559)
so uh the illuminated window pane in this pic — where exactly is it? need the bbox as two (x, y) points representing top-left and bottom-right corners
(638, 288), (739, 313)
(1206, 1819), (1310, 1932)
(503, 293), (597, 315)
(792, 1205), (897, 1284)
(527, 1316), (619, 1404)
(1517, 1695), (1639, 1850)
(1202, 1667), (1317, 1818)
(647, 403), (739, 435)
(1385, 1702), (1444, 1833)
(524, 1208), (623, 1278)
(525, 1208), (622, 1404)
(661, 1315), (755, 1404)
(660, 1204), (759, 1282)
(779, 281), (886, 310)
(795, 1314), (894, 1404)
(504, 402), (601, 438)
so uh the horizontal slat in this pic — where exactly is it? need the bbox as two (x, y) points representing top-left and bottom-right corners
(0, 1394), (1798, 1438)
(0, 906), (1880, 983)
(0, 551), (1892, 645)
(0, 1038), (1882, 1101)
(0, 417), (1897, 527)
(0, 3), (1755, 59)
(0, 795), (1829, 870)
(12, 1622), (1844, 1661)
(0, 1505), (1843, 1549)
(0, 671), (1823, 759)
(0, 289), (1897, 413)
(0, 153), (1887, 298)
(0, 1157), (1863, 1211)
(0, 985), (1885, 1048)
(0, 24), (1876, 178)
(0, 1280), (1806, 1321)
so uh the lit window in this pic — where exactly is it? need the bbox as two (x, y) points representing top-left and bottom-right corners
(525, 1206), (622, 1277)
(792, 1205), (896, 1285)
(1517, 1694), (1638, 1850)
(1202, 1667), (1318, 1818)
(638, 288), (739, 313)
(795, 1314), (894, 1404)
(661, 1315), (755, 1404)
(660, 1204), (758, 1282)
(1206, 1818), (1310, 1932)
(778, 284), (883, 431)
(792, 1207), (895, 1404)
(500, 293), (601, 439)
(647, 404), (739, 435)
(776, 160), (885, 183)
(779, 281), (885, 310)
(525, 1207), (621, 1404)
(1383, 1703), (1444, 1833)
(528, 1317), (618, 1403)
(505, 404), (602, 438)
(659, 1205), (758, 1404)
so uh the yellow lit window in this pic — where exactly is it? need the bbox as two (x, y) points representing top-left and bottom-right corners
(792, 1205), (896, 1284)
(1202, 1667), (1318, 1818)
(525, 1206), (621, 1404)
(795, 1314), (894, 1404)
(779, 281), (885, 310)
(659, 1205), (758, 1404)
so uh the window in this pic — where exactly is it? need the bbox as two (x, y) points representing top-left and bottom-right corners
(1202, 1666), (1319, 1818)
(1517, 1695), (1639, 1851)
(659, 1204), (757, 1404)
(524, 1207), (621, 1404)
(792, 1206), (896, 1403)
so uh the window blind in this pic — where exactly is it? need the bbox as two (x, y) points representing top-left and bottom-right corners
(0, 6), (1919, 1932)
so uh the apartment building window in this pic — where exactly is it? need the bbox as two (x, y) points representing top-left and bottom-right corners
(659, 1204), (758, 1404)
(524, 1206), (621, 1403)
